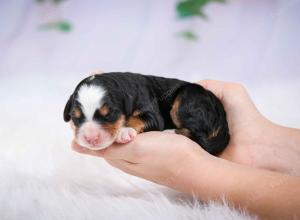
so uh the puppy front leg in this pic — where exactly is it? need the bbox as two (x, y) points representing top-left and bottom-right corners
(115, 127), (137, 144)
(127, 110), (164, 133)
(126, 116), (145, 134)
(115, 111), (164, 144)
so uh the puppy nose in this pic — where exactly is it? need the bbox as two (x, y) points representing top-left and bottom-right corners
(84, 135), (101, 146)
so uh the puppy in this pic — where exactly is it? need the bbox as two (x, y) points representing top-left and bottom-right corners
(63, 72), (230, 155)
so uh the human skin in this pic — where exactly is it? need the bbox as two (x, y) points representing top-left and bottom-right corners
(71, 80), (300, 219)
(199, 80), (300, 175)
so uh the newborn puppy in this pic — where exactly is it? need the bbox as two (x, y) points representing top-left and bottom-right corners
(63, 72), (230, 155)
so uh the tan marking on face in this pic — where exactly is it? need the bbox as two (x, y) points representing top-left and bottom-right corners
(170, 96), (181, 128)
(132, 110), (140, 117)
(99, 104), (109, 116)
(126, 117), (145, 133)
(208, 127), (221, 139)
(102, 114), (125, 136)
(72, 108), (82, 119)
(175, 128), (190, 137)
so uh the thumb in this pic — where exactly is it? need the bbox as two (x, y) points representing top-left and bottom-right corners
(197, 79), (225, 101)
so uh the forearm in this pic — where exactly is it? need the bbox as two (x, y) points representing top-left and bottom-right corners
(268, 123), (300, 152)
(263, 122), (300, 174)
(219, 119), (300, 174)
(167, 150), (300, 220)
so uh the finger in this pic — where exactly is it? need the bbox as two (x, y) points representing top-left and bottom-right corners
(105, 158), (138, 176)
(103, 132), (162, 161)
(71, 140), (106, 157)
(90, 70), (104, 75)
(197, 79), (225, 101)
(71, 138), (138, 161)
(103, 141), (138, 161)
(104, 131), (169, 162)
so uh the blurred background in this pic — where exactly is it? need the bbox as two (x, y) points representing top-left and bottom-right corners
(1, 0), (300, 139)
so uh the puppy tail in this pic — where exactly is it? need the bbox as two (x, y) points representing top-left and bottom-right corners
(171, 83), (230, 155)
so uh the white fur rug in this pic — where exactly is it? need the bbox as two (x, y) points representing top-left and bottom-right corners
(0, 141), (253, 220)
(3, 73), (299, 220)
(0, 156), (253, 220)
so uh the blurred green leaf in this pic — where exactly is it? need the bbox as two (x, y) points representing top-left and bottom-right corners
(176, 0), (226, 41)
(179, 30), (198, 41)
(52, 0), (67, 4)
(35, 0), (67, 4)
(38, 20), (72, 33)
(211, 0), (225, 3)
(176, 0), (225, 19)
(176, 0), (206, 18)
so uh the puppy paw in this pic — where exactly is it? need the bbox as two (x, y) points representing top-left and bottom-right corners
(116, 127), (137, 144)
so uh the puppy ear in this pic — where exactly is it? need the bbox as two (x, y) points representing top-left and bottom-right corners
(63, 95), (74, 122)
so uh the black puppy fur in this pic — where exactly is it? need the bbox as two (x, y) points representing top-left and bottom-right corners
(64, 72), (230, 155)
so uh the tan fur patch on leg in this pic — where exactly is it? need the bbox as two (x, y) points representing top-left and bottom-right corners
(102, 114), (125, 136)
(126, 117), (145, 133)
(170, 96), (181, 128)
(175, 128), (190, 137)
(208, 127), (220, 139)
(126, 110), (145, 133)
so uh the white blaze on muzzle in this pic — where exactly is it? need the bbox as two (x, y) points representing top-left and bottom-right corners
(75, 84), (115, 149)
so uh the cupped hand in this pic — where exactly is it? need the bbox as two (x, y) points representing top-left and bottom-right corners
(198, 80), (269, 164)
(72, 131), (212, 186)
(72, 79), (298, 178)
(72, 80), (265, 178)
(198, 80), (299, 173)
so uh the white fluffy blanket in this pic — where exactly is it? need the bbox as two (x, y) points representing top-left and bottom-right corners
(1, 149), (254, 220)
(0, 143), (254, 220)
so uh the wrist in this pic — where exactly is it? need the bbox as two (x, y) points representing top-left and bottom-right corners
(164, 145), (219, 199)
(250, 119), (300, 174)
(266, 121), (300, 147)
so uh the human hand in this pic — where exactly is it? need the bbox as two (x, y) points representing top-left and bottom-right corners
(198, 80), (300, 174)
(71, 79), (299, 176)
(70, 79), (300, 219)
(72, 131), (212, 187)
